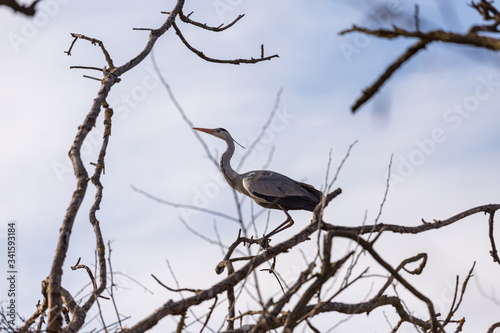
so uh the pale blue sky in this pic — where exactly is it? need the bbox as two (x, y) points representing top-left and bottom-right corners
(1, 1), (499, 332)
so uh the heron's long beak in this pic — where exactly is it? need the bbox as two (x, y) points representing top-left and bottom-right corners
(193, 127), (214, 134)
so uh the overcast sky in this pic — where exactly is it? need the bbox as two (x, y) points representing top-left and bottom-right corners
(1, 0), (500, 332)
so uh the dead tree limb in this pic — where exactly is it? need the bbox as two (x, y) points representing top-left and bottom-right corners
(340, 1), (500, 112)
(46, 2), (186, 332)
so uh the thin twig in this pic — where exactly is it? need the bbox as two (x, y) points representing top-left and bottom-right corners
(66, 33), (115, 69)
(70, 66), (103, 71)
(414, 4), (420, 32)
(326, 140), (358, 192)
(179, 217), (228, 247)
(150, 49), (218, 167)
(177, 10), (245, 32)
(173, 21), (279, 65)
(107, 240), (123, 330)
(200, 296), (218, 333)
(237, 88), (283, 170)
(131, 185), (239, 223)
(374, 154), (393, 225)
(151, 274), (201, 294)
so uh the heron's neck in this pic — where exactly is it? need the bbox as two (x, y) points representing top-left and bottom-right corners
(220, 139), (241, 190)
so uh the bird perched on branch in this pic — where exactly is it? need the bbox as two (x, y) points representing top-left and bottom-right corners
(193, 127), (323, 246)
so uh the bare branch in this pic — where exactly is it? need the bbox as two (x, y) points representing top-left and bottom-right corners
(323, 204), (500, 236)
(131, 184), (239, 223)
(19, 278), (49, 332)
(201, 296), (218, 333)
(47, 2), (186, 331)
(326, 140), (358, 192)
(151, 274), (201, 294)
(173, 21), (279, 65)
(303, 296), (430, 330)
(150, 49), (219, 167)
(470, 0), (500, 34)
(414, 4), (421, 32)
(374, 154), (393, 225)
(0, 0), (39, 16)
(349, 38), (430, 113)
(237, 89), (283, 170)
(442, 262), (476, 328)
(65, 34), (115, 69)
(340, 24), (500, 49)
(107, 241), (123, 330)
(487, 322), (500, 333)
(340, 1), (500, 113)
(488, 210), (500, 265)
(177, 10), (245, 32)
(179, 217), (231, 250)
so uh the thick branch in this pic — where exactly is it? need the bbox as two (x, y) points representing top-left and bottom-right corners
(47, 73), (118, 333)
(47, 2), (186, 331)
(231, 295), (430, 332)
(307, 296), (430, 329)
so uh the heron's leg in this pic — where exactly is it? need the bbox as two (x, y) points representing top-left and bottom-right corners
(263, 205), (294, 239)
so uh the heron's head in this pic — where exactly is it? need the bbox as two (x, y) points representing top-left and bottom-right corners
(193, 127), (232, 140)
(193, 127), (245, 148)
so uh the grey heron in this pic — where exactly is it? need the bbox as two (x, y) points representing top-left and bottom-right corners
(193, 127), (322, 245)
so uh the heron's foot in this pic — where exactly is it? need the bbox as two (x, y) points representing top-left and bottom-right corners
(252, 236), (271, 250)
(235, 235), (272, 250)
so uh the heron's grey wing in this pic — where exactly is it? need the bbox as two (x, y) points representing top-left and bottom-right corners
(241, 171), (321, 211)
(241, 171), (307, 198)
